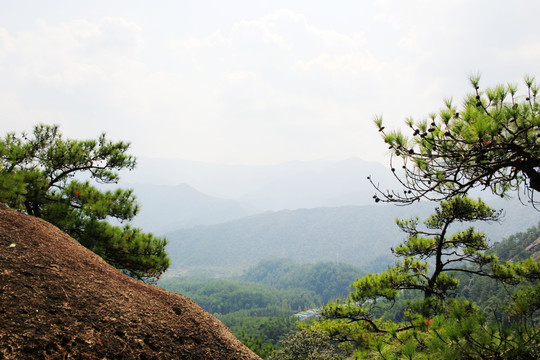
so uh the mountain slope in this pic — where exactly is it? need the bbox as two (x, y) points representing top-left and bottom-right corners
(119, 157), (395, 211)
(129, 183), (254, 234)
(165, 204), (428, 276)
(0, 205), (259, 360)
(165, 198), (539, 277)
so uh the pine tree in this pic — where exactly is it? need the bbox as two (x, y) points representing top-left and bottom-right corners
(0, 124), (169, 281)
(321, 197), (539, 358)
(371, 76), (540, 208)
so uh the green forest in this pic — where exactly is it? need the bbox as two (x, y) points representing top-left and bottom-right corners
(159, 259), (365, 356)
(159, 222), (540, 358)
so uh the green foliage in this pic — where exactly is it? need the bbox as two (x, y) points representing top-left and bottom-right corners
(240, 258), (365, 303)
(159, 276), (311, 354)
(372, 76), (540, 207)
(240, 331), (276, 358)
(318, 196), (540, 358)
(159, 277), (320, 315)
(160, 260), (368, 358)
(0, 124), (169, 281)
(267, 327), (352, 360)
(412, 299), (539, 360)
(227, 312), (297, 347)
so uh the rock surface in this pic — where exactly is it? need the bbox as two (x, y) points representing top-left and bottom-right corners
(0, 205), (260, 359)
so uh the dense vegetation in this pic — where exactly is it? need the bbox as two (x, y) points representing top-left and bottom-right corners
(161, 220), (539, 358)
(159, 259), (365, 356)
(160, 277), (319, 315)
(269, 218), (540, 359)
(239, 258), (365, 303)
(159, 277), (305, 356)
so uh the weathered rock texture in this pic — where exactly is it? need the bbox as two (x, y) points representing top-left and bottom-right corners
(0, 205), (260, 360)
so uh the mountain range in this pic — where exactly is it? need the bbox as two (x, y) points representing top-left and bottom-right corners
(122, 157), (400, 233)
(163, 198), (539, 277)
(128, 183), (254, 234)
(116, 157), (540, 277)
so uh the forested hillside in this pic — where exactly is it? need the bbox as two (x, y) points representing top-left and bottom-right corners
(160, 222), (540, 358)
(492, 221), (540, 261)
(159, 259), (365, 355)
(164, 204), (419, 276)
(239, 258), (365, 303)
(164, 198), (538, 276)
(452, 222), (540, 314)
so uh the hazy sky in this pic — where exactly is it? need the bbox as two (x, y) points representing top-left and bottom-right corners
(1, 0), (539, 165)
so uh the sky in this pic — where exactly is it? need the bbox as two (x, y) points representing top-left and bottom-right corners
(1, 0), (539, 165)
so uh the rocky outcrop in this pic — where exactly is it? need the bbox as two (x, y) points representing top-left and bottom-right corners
(0, 205), (260, 359)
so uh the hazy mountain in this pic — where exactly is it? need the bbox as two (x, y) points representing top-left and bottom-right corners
(120, 157), (397, 212)
(238, 158), (397, 210)
(119, 157), (337, 199)
(117, 157), (540, 270)
(164, 204), (411, 277)
(164, 198), (539, 277)
(128, 183), (254, 234)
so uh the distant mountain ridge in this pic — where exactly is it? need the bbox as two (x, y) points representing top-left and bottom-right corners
(113, 156), (540, 278)
(164, 198), (538, 277)
(128, 183), (254, 234)
(119, 157), (399, 233)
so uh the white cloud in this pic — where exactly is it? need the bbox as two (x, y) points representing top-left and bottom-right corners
(0, 2), (539, 165)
